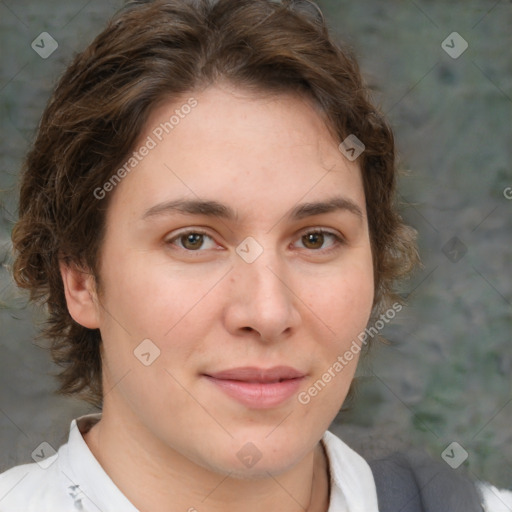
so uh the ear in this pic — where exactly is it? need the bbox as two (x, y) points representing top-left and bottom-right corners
(60, 261), (101, 329)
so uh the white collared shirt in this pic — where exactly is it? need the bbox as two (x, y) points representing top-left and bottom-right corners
(0, 414), (509, 511)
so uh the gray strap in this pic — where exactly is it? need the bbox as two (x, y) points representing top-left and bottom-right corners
(368, 452), (484, 512)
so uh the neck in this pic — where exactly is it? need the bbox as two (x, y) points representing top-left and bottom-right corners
(83, 402), (330, 512)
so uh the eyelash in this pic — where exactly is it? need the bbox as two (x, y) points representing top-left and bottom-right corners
(295, 229), (345, 252)
(166, 229), (219, 252)
(165, 228), (345, 253)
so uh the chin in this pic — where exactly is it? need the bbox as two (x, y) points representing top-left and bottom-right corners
(210, 434), (313, 478)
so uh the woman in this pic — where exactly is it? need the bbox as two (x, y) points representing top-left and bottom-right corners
(0, 1), (508, 510)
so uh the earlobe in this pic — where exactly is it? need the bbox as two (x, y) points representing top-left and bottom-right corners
(59, 262), (100, 329)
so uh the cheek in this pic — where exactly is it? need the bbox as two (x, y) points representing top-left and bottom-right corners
(99, 248), (191, 329)
(98, 249), (222, 368)
(298, 263), (373, 421)
(300, 253), (374, 405)
(310, 257), (374, 334)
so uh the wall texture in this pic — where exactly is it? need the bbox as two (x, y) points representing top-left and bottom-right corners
(0, 0), (510, 489)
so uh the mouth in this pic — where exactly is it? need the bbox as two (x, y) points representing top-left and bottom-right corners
(202, 366), (306, 409)
(204, 365), (306, 382)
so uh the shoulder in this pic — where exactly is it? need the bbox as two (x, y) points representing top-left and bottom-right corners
(324, 430), (509, 512)
(0, 455), (70, 511)
(1, 414), (136, 512)
(367, 451), (512, 512)
(478, 482), (512, 512)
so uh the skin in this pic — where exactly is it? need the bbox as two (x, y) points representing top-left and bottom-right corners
(61, 83), (375, 512)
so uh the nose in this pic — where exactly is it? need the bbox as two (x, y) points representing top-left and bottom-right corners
(223, 247), (301, 343)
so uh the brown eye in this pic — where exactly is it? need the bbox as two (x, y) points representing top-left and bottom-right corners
(294, 230), (344, 251)
(180, 233), (205, 250)
(167, 230), (217, 251)
(302, 232), (325, 249)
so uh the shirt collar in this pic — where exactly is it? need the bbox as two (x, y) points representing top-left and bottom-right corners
(63, 415), (378, 512)
(322, 430), (379, 512)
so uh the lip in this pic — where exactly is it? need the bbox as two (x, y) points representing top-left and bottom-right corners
(203, 366), (306, 409)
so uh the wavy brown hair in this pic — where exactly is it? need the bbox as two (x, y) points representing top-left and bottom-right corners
(12, 0), (419, 407)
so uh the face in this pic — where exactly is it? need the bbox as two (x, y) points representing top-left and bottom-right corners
(91, 84), (374, 477)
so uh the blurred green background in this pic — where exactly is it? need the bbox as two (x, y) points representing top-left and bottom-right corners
(1, 0), (511, 489)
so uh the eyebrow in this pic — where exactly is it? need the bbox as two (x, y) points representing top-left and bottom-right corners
(289, 197), (363, 221)
(142, 199), (236, 220)
(142, 196), (363, 222)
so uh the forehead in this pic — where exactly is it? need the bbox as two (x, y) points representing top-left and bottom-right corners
(107, 84), (366, 223)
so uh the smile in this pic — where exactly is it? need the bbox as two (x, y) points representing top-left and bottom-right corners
(203, 366), (306, 409)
